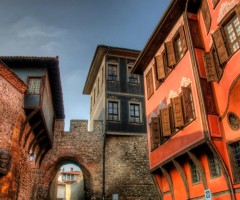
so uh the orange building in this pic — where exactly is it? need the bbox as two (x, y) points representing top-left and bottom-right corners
(132, 0), (240, 199)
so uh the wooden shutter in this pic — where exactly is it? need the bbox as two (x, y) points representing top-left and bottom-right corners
(160, 107), (171, 137)
(150, 117), (161, 144)
(212, 0), (220, 8)
(146, 69), (154, 99)
(236, 3), (240, 20)
(155, 54), (166, 80)
(203, 52), (218, 82)
(188, 19), (204, 49)
(182, 87), (195, 122)
(200, 78), (217, 114)
(179, 26), (188, 55)
(212, 28), (229, 64)
(201, 0), (211, 33)
(165, 40), (176, 67)
(172, 96), (185, 127)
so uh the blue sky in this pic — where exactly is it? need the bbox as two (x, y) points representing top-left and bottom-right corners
(0, 0), (170, 130)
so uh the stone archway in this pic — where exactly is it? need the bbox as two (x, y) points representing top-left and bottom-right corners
(44, 156), (92, 200)
(34, 120), (104, 200)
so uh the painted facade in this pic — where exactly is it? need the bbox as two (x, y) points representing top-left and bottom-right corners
(133, 0), (240, 199)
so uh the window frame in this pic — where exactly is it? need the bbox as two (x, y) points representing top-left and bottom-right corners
(27, 77), (42, 95)
(181, 86), (196, 124)
(190, 160), (201, 184)
(223, 14), (240, 55)
(173, 33), (184, 62)
(129, 101), (142, 124)
(107, 62), (119, 81)
(107, 99), (120, 122)
(127, 65), (139, 84)
(228, 140), (240, 183)
(207, 151), (221, 178)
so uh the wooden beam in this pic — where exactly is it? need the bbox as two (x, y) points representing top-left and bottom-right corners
(172, 159), (190, 199)
(160, 167), (174, 200)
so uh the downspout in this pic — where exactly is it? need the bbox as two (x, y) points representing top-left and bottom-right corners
(184, 1), (235, 199)
(102, 47), (110, 199)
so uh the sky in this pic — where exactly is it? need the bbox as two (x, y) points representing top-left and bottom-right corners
(0, 0), (170, 131)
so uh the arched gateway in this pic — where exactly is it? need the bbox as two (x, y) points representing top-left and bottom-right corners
(35, 120), (104, 200)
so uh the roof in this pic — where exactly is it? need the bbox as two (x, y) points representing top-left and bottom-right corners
(82, 45), (140, 94)
(60, 171), (81, 175)
(132, 0), (187, 74)
(0, 56), (65, 119)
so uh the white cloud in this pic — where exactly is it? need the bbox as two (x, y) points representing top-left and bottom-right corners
(41, 41), (58, 53)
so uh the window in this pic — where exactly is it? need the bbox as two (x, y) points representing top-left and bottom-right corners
(108, 101), (119, 121)
(229, 141), (240, 183)
(129, 103), (141, 123)
(62, 174), (66, 181)
(174, 34), (184, 62)
(165, 26), (187, 67)
(150, 117), (161, 150)
(190, 160), (200, 183)
(203, 47), (223, 82)
(171, 95), (185, 128)
(224, 15), (240, 54)
(27, 78), (41, 94)
(107, 63), (118, 81)
(128, 66), (138, 84)
(146, 69), (154, 99)
(182, 86), (195, 123)
(207, 152), (221, 177)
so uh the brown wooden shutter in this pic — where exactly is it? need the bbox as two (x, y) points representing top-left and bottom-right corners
(155, 54), (166, 80)
(160, 107), (171, 137)
(172, 96), (185, 127)
(182, 87), (195, 122)
(201, 0), (211, 33)
(236, 3), (240, 20)
(150, 117), (161, 144)
(165, 40), (176, 67)
(212, 28), (229, 64)
(146, 69), (154, 99)
(212, 0), (220, 8)
(200, 78), (217, 114)
(188, 19), (204, 49)
(203, 52), (218, 82)
(179, 26), (188, 55)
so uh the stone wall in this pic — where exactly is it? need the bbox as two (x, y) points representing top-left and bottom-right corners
(105, 135), (159, 200)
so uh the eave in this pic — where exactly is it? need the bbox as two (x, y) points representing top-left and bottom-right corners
(0, 56), (65, 119)
(83, 45), (140, 95)
(132, 0), (187, 75)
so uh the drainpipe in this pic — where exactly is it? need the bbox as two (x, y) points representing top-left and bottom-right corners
(184, 1), (235, 199)
(102, 47), (110, 199)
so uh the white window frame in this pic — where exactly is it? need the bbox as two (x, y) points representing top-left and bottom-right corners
(128, 101), (142, 123)
(107, 62), (119, 81)
(107, 99), (120, 121)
